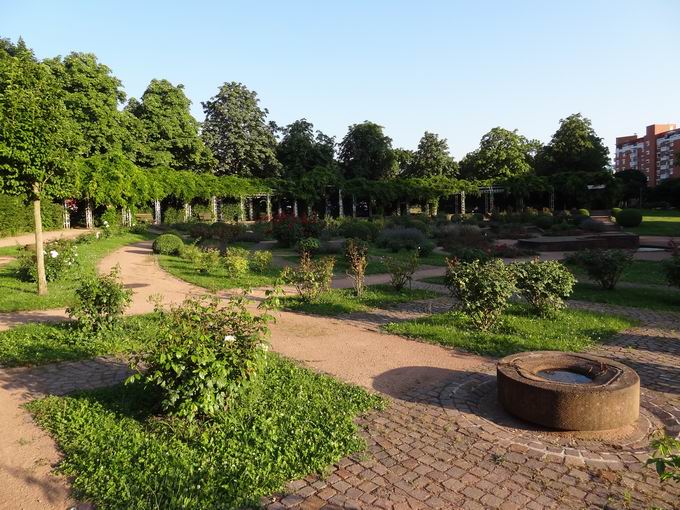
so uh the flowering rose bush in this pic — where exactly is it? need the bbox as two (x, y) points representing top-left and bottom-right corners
(272, 213), (324, 247)
(18, 238), (79, 282)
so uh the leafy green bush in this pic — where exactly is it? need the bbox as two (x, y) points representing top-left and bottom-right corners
(345, 238), (368, 296)
(0, 194), (64, 235)
(338, 219), (380, 241)
(513, 259), (575, 316)
(580, 218), (607, 232)
(647, 434), (680, 483)
(376, 227), (435, 256)
(663, 242), (680, 289)
(611, 207), (622, 218)
(565, 249), (633, 290)
(578, 208), (590, 217)
(129, 296), (272, 420)
(382, 252), (419, 291)
(534, 215), (554, 230)
(223, 247), (250, 275)
(444, 258), (516, 331)
(616, 209), (643, 228)
(447, 246), (492, 263)
(152, 233), (184, 255)
(272, 214), (324, 247)
(66, 267), (132, 332)
(100, 208), (121, 235)
(281, 253), (335, 302)
(210, 222), (245, 242)
(296, 237), (321, 256)
(386, 215), (430, 234)
(250, 250), (272, 272)
(18, 238), (79, 282)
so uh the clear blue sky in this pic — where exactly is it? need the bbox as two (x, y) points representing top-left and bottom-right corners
(2, 0), (679, 160)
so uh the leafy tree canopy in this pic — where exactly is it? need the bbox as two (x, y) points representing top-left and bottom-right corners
(339, 121), (396, 180)
(460, 127), (539, 180)
(201, 82), (280, 178)
(406, 132), (458, 178)
(536, 113), (610, 175)
(614, 169), (647, 202)
(127, 79), (214, 172)
(0, 44), (82, 200)
(394, 148), (414, 176)
(276, 119), (334, 181)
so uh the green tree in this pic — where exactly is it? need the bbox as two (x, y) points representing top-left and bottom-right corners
(339, 121), (396, 180)
(394, 148), (414, 175)
(0, 45), (82, 294)
(201, 82), (280, 177)
(46, 52), (136, 158)
(460, 127), (539, 180)
(536, 113), (610, 175)
(276, 119), (334, 181)
(614, 169), (647, 203)
(127, 79), (213, 171)
(407, 132), (458, 177)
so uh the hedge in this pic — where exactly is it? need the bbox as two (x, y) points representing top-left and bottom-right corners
(0, 194), (64, 237)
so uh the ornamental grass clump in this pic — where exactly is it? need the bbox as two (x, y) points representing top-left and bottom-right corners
(512, 259), (576, 316)
(444, 258), (516, 331)
(345, 238), (368, 296)
(66, 266), (132, 333)
(281, 252), (335, 302)
(129, 295), (273, 420)
(566, 249), (633, 290)
(382, 252), (419, 291)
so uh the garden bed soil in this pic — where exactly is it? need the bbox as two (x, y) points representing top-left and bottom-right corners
(518, 232), (639, 251)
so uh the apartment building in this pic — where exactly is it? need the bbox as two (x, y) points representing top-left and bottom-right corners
(615, 124), (680, 186)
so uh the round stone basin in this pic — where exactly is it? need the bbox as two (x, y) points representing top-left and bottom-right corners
(497, 351), (640, 431)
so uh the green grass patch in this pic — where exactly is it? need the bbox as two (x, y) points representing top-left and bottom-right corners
(418, 275), (446, 285)
(26, 355), (384, 509)
(383, 304), (635, 357)
(570, 282), (680, 312)
(566, 259), (668, 286)
(158, 254), (281, 291)
(370, 247), (447, 267)
(281, 284), (439, 316)
(0, 315), (161, 367)
(623, 209), (680, 237)
(0, 232), (152, 312)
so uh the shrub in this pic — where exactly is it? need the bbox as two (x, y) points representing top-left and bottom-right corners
(18, 238), (79, 282)
(578, 208), (590, 217)
(616, 209), (643, 228)
(437, 224), (488, 249)
(129, 296), (272, 420)
(534, 215), (554, 230)
(447, 246), (493, 263)
(376, 227), (434, 256)
(611, 207), (622, 218)
(565, 249), (633, 290)
(66, 267), (132, 332)
(211, 222), (245, 242)
(152, 233), (184, 255)
(580, 218), (607, 232)
(281, 253), (335, 302)
(195, 248), (221, 274)
(296, 237), (321, 256)
(100, 208), (121, 236)
(0, 194), (64, 236)
(345, 238), (368, 296)
(663, 242), (680, 289)
(382, 252), (419, 291)
(444, 258), (516, 331)
(513, 259), (576, 316)
(386, 215), (430, 234)
(338, 219), (380, 241)
(188, 222), (213, 239)
(647, 434), (680, 483)
(272, 214), (324, 247)
(223, 248), (250, 276)
(250, 250), (272, 273)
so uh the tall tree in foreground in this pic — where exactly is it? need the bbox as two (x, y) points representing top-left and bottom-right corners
(536, 113), (610, 176)
(0, 45), (81, 294)
(407, 132), (458, 177)
(339, 121), (396, 180)
(127, 79), (214, 171)
(202, 82), (280, 177)
(460, 127), (539, 180)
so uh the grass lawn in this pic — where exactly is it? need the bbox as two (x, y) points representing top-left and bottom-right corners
(158, 254), (281, 291)
(418, 275), (446, 285)
(570, 282), (680, 312)
(281, 284), (439, 316)
(0, 231), (152, 313)
(383, 304), (635, 357)
(0, 315), (159, 367)
(566, 259), (668, 286)
(27, 354), (383, 509)
(622, 209), (680, 237)
(280, 253), (388, 275)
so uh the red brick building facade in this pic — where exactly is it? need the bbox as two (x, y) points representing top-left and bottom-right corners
(615, 124), (680, 187)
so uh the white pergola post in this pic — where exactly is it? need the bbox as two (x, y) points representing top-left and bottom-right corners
(184, 202), (192, 222)
(338, 189), (344, 218)
(460, 191), (466, 215)
(239, 197), (246, 222)
(307, 203), (312, 217)
(210, 196), (218, 223)
(293, 199), (299, 217)
(424, 202), (430, 216)
(351, 195), (357, 218)
(62, 200), (71, 229)
(85, 199), (94, 229)
(277, 201), (283, 216)
(266, 194), (272, 219)
(489, 191), (495, 213)
(153, 199), (161, 225)
(248, 197), (254, 220)
(405, 202), (410, 215)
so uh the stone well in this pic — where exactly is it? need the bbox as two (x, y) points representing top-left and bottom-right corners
(497, 351), (640, 431)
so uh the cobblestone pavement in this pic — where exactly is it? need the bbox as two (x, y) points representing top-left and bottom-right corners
(260, 307), (680, 509)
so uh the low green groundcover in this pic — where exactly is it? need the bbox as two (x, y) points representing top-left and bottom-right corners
(27, 354), (383, 509)
(570, 283), (680, 312)
(281, 284), (439, 316)
(383, 304), (635, 357)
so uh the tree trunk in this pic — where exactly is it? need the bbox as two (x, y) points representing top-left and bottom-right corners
(33, 194), (47, 295)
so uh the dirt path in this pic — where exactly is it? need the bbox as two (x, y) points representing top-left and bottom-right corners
(0, 228), (93, 248)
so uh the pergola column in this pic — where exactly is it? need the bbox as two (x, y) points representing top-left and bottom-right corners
(266, 194), (272, 219)
(85, 199), (94, 229)
(62, 200), (71, 229)
(338, 189), (344, 218)
(405, 202), (410, 215)
(239, 197), (246, 222)
(184, 202), (192, 222)
(210, 196), (218, 223)
(307, 204), (312, 217)
(460, 191), (466, 215)
(351, 195), (357, 217)
(325, 192), (332, 219)
(549, 190), (555, 211)
(277, 201), (283, 216)
(153, 199), (161, 225)
(424, 202), (430, 216)
(293, 199), (299, 217)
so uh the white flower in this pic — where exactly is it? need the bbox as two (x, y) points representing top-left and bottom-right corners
(259, 344), (269, 352)
(103, 220), (109, 226)
(224, 335), (236, 342)
(49, 250), (59, 258)
(96, 232), (101, 239)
